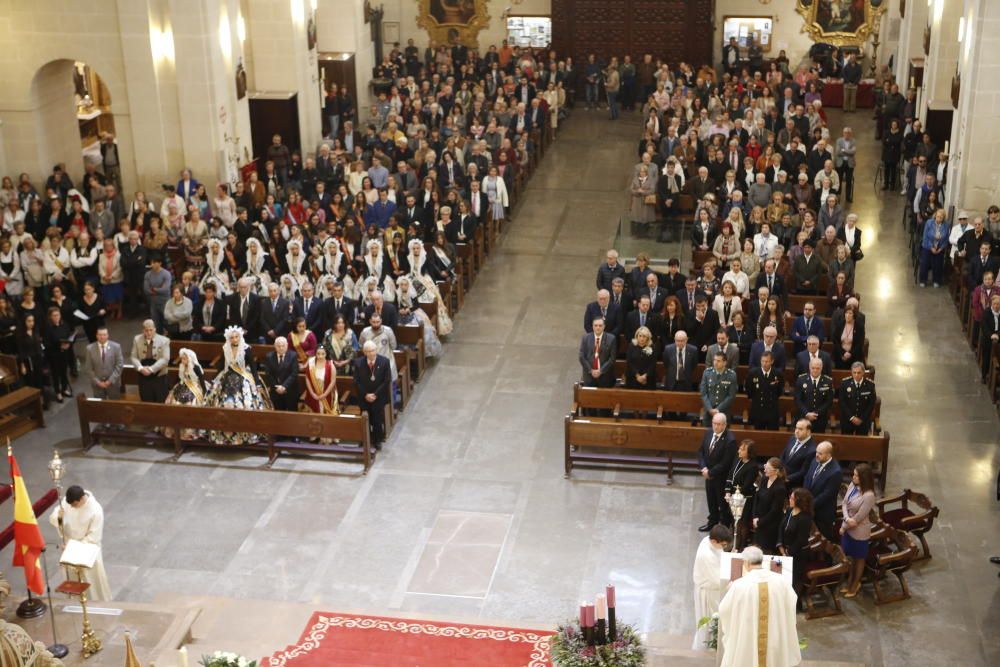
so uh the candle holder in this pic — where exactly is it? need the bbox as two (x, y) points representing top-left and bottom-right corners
(75, 565), (102, 658)
(727, 486), (746, 552)
(608, 606), (616, 643)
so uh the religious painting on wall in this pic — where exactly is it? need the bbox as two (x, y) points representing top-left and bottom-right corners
(235, 60), (248, 100)
(795, 0), (886, 47)
(416, 0), (490, 47)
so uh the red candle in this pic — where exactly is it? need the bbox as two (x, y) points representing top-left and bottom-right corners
(606, 584), (616, 608)
(579, 602), (587, 626)
(585, 604), (595, 627)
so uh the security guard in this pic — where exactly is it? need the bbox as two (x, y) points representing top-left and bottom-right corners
(793, 357), (834, 433)
(745, 351), (785, 430)
(700, 351), (737, 426)
(837, 361), (877, 435)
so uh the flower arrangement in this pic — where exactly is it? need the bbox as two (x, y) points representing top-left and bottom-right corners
(697, 613), (719, 650)
(200, 651), (258, 667)
(549, 621), (645, 667)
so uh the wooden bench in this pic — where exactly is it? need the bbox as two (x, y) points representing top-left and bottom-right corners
(563, 414), (891, 489)
(614, 332), (866, 363)
(572, 384), (882, 434)
(76, 395), (375, 473)
(611, 360), (876, 393)
(0, 387), (45, 441)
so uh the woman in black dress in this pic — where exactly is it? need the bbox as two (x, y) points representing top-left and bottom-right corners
(76, 281), (107, 343)
(779, 487), (815, 595)
(16, 287), (44, 325)
(752, 457), (787, 554)
(16, 314), (47, 400)
(662, 296), (685, 343)
(0, 296), (18, 354)
(43, 306), (74, 401)
(624, 326), (658, 389)
(725, 439), (761, 550)
(727, 310), (755, 366)
(881, 119), (903, 191)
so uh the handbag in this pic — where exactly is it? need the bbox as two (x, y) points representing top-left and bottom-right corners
(643, 194), (657, 205)
(852, 247), (864, 262)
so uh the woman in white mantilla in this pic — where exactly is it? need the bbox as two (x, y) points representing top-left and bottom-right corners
(205, 326), (271, 444)
(406, 239), (453, 336)
(162, 348), (207, 440)
(244, 237), (272, 295)
(284, 239), (309, 290)
(199, 237), (232, 295)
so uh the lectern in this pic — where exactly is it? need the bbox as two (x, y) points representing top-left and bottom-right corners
(57, 539), (102, 658)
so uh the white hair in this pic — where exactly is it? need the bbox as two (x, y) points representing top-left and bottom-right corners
(742, 546), (764, 565)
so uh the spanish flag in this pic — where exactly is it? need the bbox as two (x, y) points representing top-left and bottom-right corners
(8, 448), (45, 595)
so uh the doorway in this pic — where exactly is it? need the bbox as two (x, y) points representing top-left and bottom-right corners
(318, 52), (357, 137)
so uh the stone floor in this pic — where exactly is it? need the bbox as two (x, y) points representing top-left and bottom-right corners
(2, 109), (999, 667)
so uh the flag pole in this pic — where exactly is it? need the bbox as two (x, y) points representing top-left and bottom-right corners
(40, 546), (68, 657)
(9, 439), (47, 619)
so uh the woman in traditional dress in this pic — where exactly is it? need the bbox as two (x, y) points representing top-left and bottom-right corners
(199, 238), (232, 296)
(244, 237), (272, 295)
(406, 239), (454, 333)
(428, 231), (457, 283)
(483, 165), (509, 225)
(322, 313), (358, 376)
(395, 276), (443, 357)
(289, 316), (317, 371)
(302, 345), (339, 416)
(278, 273), (299, 301)
(205, 326), (271, 445)
(284, 239), (310, 290)
(362, 239), (394, 296)
(163, 348), (207, 440)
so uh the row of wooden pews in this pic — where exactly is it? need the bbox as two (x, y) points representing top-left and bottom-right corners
(949, 255), (1000, 412)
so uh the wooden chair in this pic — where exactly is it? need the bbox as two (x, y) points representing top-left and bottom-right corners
(863, 522), (918, 604)
(877, 488), (940, 560)
(801, 528), (850, 619)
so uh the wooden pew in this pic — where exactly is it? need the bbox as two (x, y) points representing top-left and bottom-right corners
(610, 360), (876, 393)
(572, 384), (882, 434)
(564, 414), (891, 489)
(394, 320), (427, 381)
(0, 387), (45, 441)
(76, 395), (375, 473)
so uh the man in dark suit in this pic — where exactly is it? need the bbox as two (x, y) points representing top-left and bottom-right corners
(596, 249), (627, 291)
(745, 351), (784, 429)
(676, 276), (706, 315)
(400, 193), (428, 229)
(794, 336), (833, 376)
(260, 282), (292, 343)
(780, 419), (817, 488)
(748, 325), (787, 371)
(445, 207), (478, 245)
(754, 259), (786, 299)
(687, 166), (716, 201)
(623, 295), (662, 343)
(584, 289), (623, 337)
(745, 285), (771, 326)
(794, 358), (835, 433)
(293, 281), (325, 338)
(609, 278), (632, 317)
(803, 441), (842, 541)
(262, 337), (299, 411)
(697, 412), (737, 531)
(467, 179), (490, 227)
(325, 281), (357, 328)
(685, 296), (720, 356)
(966, 240), (1000, 289)
(637, 272), (668, 313)
(838, 362), (877, 434)
(578, 317), (616, 388)
(353, 341), (392, 448)
(790, 301), (825, 353)
(663, 331), (698, 391)
(792, 240), (824, 293)
(361, 291), (399, 330)
(981, 294), (1000, 380)
(193, 283), (227, 341)
(226, 277), (262, 342)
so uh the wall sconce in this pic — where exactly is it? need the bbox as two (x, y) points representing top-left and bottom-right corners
(151, 24), (176, 64)
(237, 15), (246, 42)
(219, 14), (232, 59)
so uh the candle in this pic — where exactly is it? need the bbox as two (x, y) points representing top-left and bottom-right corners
(606, 584), (616, 608)
(595, 594), (607, 620)
(585, 603), (595, 626)
(579, 602), (587, 627)
(179, 647), (189, 667)
(910, 76), (915, 89)
(944, 140), (949, 153)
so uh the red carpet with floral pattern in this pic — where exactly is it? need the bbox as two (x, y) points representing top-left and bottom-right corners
(261, 612), (552, 667)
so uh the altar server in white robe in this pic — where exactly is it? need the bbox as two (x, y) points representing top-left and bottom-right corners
(718, 546), (800, 667)
(692, 524), (732, 649)
(48, 485), (112, 601)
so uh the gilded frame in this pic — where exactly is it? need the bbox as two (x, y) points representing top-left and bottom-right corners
(795, 0), (887, 47)
(416, 0), (491, 48)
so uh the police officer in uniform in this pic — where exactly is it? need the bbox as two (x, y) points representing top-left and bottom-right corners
(745, 351), (784, 430)
(700, 351), (737, 426)
(794, 357), (834, 433)
(838, 361), (877, 435)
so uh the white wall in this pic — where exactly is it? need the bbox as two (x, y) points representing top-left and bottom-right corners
(317, 0), (377, 112)
(713, 1), (814, 70)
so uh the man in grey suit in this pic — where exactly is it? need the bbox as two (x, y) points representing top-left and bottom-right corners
(129, 319), (171, 403)
(705, 329), (739, 371)
(835, 126), (857, 202)
(578, 317), (616, 388)
(86, 326), (123, 399)
(663, 330), (698, 391)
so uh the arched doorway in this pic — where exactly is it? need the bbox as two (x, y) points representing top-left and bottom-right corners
(29, 59), (116, 183)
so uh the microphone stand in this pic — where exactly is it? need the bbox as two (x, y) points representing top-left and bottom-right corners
(41, 547), (68, 658)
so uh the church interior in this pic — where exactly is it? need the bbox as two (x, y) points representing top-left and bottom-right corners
(0, 1), (998, 666)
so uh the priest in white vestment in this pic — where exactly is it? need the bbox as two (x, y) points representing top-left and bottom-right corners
(692, 524), (732, 649)
(718, 546), (800, 667)
(47, 485), (112, 601)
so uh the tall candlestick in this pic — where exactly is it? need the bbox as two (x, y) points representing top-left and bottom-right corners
(595, 594), (607, 619)
(605, 584), (616, 608)
(579, 602), (587, 627)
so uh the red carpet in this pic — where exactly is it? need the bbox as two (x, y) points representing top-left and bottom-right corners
(262, 612), (552, 667)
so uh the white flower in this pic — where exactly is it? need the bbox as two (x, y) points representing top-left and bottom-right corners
(238, 659), (248, 667)
(642, 346), (652, 355)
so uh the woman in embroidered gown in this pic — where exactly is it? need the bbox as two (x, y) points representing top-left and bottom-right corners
(278, 273), (299, 302)
(163, 348), (207, 440)
(302, 345), (339, 416)
(289, 316), (317, 371)
(322, 314), (358, 376)
(244, 238), (272, 295)
(205, 327), (271, 445)
(406, 239), (454, 333)
(284, 239), (310, 292)
(395, 276), (443, 357)
(199, 238), (232, 295)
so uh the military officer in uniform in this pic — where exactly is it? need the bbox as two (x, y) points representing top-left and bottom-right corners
(745, 351), (784, 430)
(700, 351), (738, 426)
(794, 357), (834, 433)
(838, 361), (876, 435)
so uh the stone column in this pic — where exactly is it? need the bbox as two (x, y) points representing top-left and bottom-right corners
(895, 0), (929, 89)
(922, 0), (962, 115)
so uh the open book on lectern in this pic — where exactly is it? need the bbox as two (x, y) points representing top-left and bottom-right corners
(60, 539), (99, 569)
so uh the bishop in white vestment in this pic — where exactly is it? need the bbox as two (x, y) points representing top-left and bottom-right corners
(48, 486), (112, 601)
(718, 546), (800, 667)
(692, 525), (732, 649)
